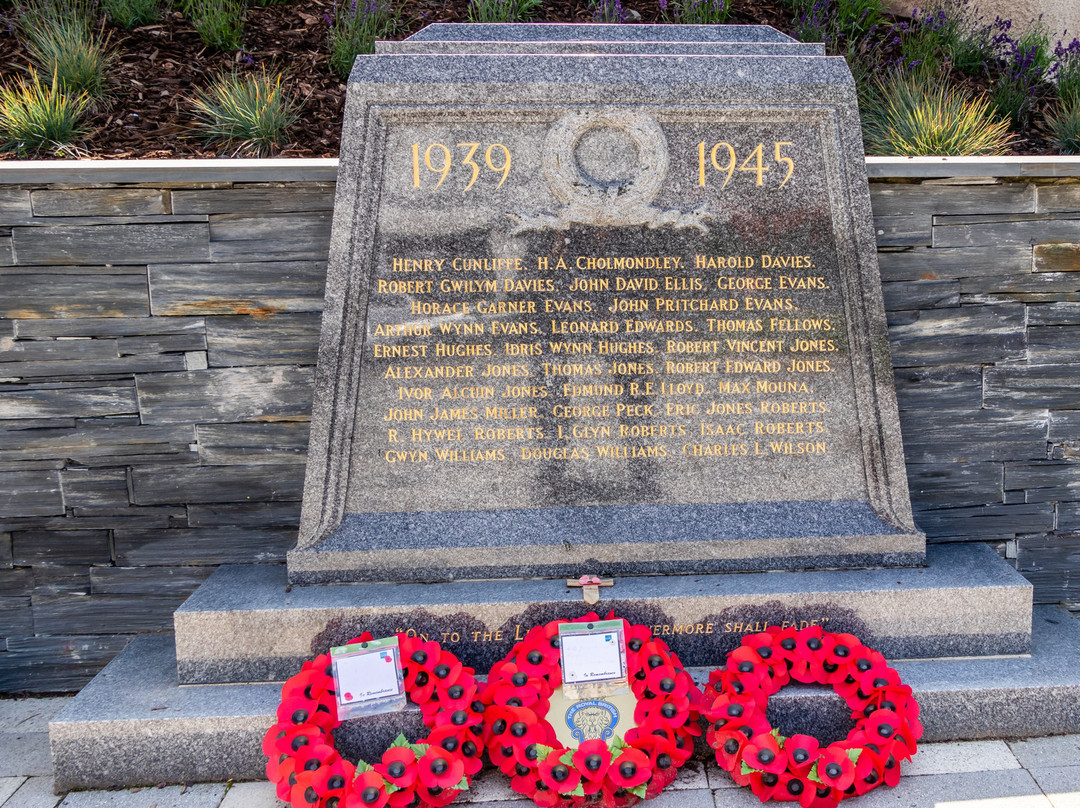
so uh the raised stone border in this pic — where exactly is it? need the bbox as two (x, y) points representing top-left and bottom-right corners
(2, 157), (1079, 693)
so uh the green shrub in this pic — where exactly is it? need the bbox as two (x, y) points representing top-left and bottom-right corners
(102, 0), (161, 28)
(19, 0), (113, 98)
(186, 0), (245, 51)
(664, 0), (732, 25)
(467, 0), (542, 23)
(190, 69), (298, 156)
(0, 69), (89, 156)
(1047, 103), (1080, 154)
(862, 71), (1013, 155)
(328, 0), (398, 80)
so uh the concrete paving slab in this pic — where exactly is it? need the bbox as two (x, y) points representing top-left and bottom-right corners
(1029, 766), (1080, 808)
(217, 782), (282, 808)
(665, 760), (709, 791)
(710, 769), (1052, 807)
(1011, 735), (1080, 769)
(0, 701), (72, 734)
(640, 788), (713, 808)
(1, 777), (62, 808)
(56, 784), (226, 808)
(705, 763), (739, 790)
(0, 779), (27, 805)
(0, 734), (52, 777)
(460, 770), (518, 803)
(905, 740), (1022, 776)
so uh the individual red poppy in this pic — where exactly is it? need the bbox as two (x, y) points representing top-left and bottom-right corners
(345, 770), (389, 808)
(742, 731), (787, 775)
(783, 734), (820, 775)
(632, 735), (678, 788)
(644, 665), (690, 702)
(635, 693), (690, 729)
(277, 693), (336, 731)
(710, 728), (749, 770)
(815, 744), (856, 791)
(387, 785), (421, 808)
(748, 768), (783, 801)
(606, 748), (651, 789)
(853, 745), (885, 795)
(416, 781), (462, 808)
(727, 646), (776, 688)
(703, 690), (761, 728)
(515, 626), (562, 678)
(859, 665), (902, 698)
(417, 746), (465, 791)
(570, 738), (611, 783)
(272, 756), (298, 802)
(293, 740), (339, 777)
(311, 758), (355, 803)
(290, 768), (326, 807)
(865, 708), (903, 746)
(879, 748), (903, 787)
(264, 722), (327, 760)
(790, 629), (834, 684)
(427, 674), (478, 715)
(539, 752), (583, 793)
(375, 745), (419, 788)
(281, 670), (334, 705)
(799, 782), (841, 808)
(773, 772), (814, 803)
(741, 633), (791, 680)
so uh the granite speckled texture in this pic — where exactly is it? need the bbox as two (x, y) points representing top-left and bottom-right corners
(50, 608), (1080, 789)
(179, 543), (1029, 684)
(292, 38), (923, 583)
(404, 23), (798, 43)
(378, 41), (825, 56)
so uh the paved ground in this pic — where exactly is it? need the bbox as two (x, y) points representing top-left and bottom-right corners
(1, 698), (1077, 808)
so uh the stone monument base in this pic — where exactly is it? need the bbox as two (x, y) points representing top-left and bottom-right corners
(49, 545), (1080, 791)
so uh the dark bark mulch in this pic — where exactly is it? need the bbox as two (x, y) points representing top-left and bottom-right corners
(0, 0), (1058, 159)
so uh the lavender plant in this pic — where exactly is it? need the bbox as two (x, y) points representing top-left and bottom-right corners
(1053, 38), (1080, 107)
(661, 0), (731, 25)
(989, 22), (1051, 128)
(328, 0), (398, 80)
(186, 0), (245, 51)
(467, 0), (542, 23)
(590, 0), (626, 23)
(790, 0), (881, 53)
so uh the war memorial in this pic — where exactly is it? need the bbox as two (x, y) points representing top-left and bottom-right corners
(36, 21), (1080, 795)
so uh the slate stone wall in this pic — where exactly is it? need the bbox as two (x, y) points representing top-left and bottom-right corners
(0, 166), (1077, 692)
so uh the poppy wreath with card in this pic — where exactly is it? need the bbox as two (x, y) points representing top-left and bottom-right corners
(703, 625), (922, 807)
(264, 632), (485, 808)
(479, 612), (703, 808)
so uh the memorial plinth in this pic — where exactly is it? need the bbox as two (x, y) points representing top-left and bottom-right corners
(49, 25), (1080, 792)
(289, 38), (924, 583)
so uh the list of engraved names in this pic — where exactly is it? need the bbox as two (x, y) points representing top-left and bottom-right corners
(370, 251), (841, 466)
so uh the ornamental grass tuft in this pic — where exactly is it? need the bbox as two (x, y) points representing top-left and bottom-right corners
(1047, 103), (1080, 154)
(101, 0), (161, 29)
(862, 72), (1013, 155)
(328, 0), (398, 81)
(190, 69), (298, 157)
(0, 68), (89, 156)
(185, 0), (245, 51)
(19, 0), (113, 99)
(467, 0), (543, 23)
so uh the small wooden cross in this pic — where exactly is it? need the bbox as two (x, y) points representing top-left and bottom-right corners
(567, 574), (614, 605)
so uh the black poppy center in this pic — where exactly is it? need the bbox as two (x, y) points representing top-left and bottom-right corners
(552, 764), (570, 782)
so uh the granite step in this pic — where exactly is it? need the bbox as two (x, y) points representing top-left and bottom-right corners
(50, 606), (1080, 791)
(173, 542), (1031, 685)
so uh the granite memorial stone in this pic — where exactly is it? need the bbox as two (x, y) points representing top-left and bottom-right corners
(289, 26), (925, 584)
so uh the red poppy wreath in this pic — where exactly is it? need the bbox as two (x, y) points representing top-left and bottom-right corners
(264, 632), (485, 808)
(703, 625), (922, 807)
(479, 612), (703, 808)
